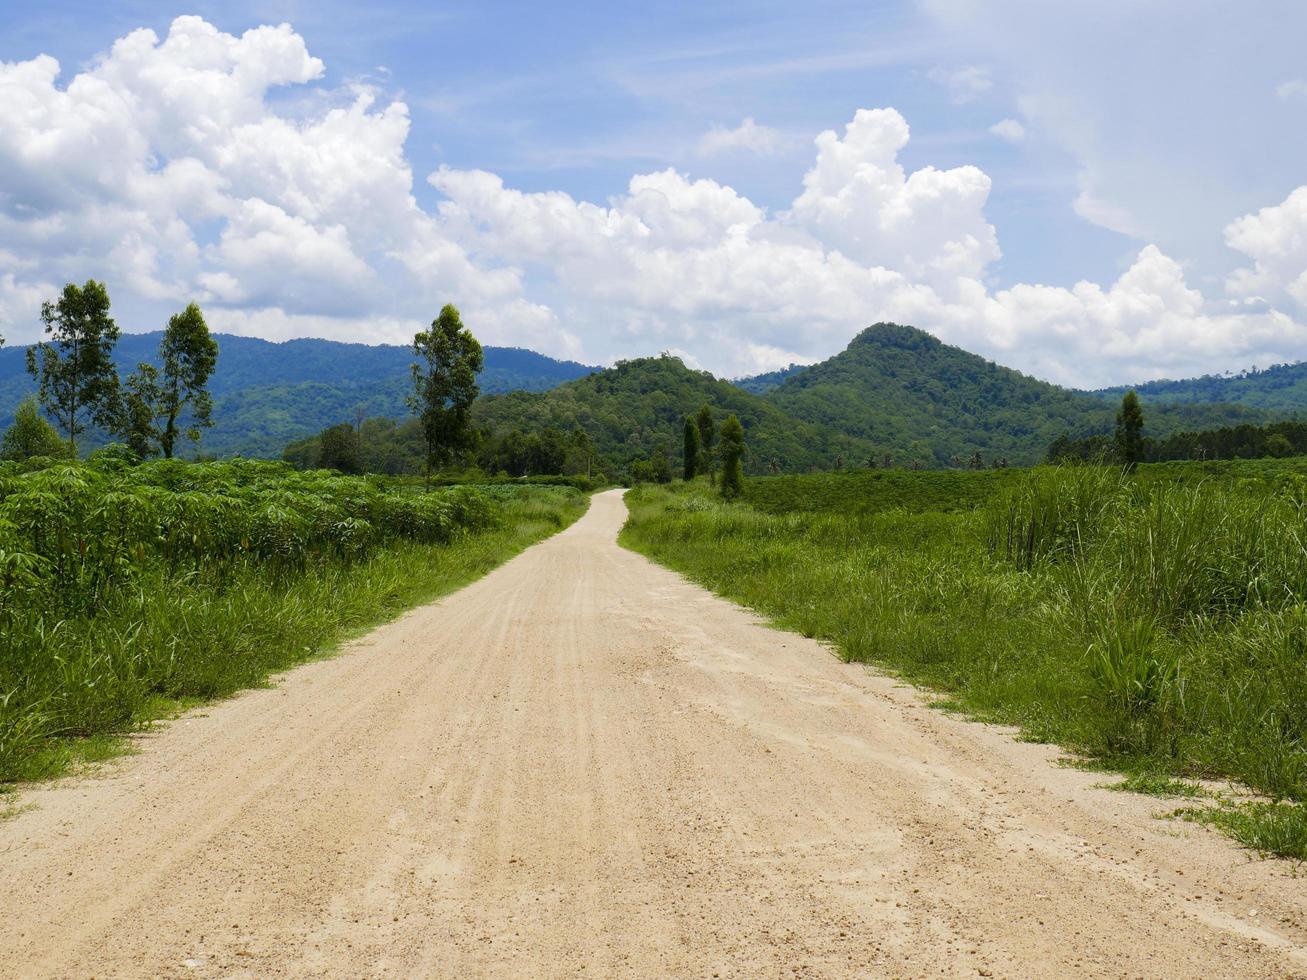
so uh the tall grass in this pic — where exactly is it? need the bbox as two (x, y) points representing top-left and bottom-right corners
(622, 462), (1307, 857)
(0, 458), (587, 784)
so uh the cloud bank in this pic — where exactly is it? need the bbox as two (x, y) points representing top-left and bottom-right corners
(0, 16), (1305, 386)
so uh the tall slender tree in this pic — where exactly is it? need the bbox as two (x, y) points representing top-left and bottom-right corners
(408, 303), (484, 483)
(116, 303), (219, 458)
(26, 280), (122, 455)
(682, 415), (701, 481)
(719, 414), (745, 499)
(696, 403), (716, 483)
(1115, 390), (1145, 470)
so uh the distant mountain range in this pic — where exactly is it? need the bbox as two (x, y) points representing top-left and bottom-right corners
(0, 333), (599, 458)
(1, 323), (1302, 467)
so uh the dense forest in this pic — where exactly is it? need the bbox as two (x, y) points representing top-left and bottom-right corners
(1048, 418), (1307, 464)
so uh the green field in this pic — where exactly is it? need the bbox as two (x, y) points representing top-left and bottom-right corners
(0, 455), (588, 785)
(621, 462), (1307, 859)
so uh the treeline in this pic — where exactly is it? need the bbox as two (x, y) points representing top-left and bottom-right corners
(1049, 416), (1307, 464)
(284, 417), (603, 481)
(0, 280), (219, 463)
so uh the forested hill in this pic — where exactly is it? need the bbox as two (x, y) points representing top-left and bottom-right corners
(0, 333), (598, 458)
(473, 355), (874, 474)
(761, 323), (1273, 466)
(1091, 361), (1307, 411)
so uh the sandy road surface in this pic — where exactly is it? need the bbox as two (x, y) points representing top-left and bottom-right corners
(2, 489), (1306, 979)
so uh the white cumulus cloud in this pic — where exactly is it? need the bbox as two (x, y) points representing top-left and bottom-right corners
(1226, 185), (1307, 311)
(0, 16), (1304, 389)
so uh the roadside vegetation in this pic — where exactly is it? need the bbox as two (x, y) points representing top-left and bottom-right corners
(0, 455), (587, 787)
(621, 460), (1307, 859)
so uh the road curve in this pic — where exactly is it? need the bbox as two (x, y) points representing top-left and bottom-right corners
(2, 489), (1305, 978)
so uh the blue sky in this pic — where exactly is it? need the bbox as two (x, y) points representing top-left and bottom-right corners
(1, 1), (1305, 384)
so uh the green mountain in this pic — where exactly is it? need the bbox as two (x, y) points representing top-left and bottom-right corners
(0, 333), (598, 457)
(760, 323), (1275, 465)
(1091, 361), (1307, 412)
(473, 354), (872, 475)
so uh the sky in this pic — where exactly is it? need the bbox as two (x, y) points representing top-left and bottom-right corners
(0, 1), (1305, 386)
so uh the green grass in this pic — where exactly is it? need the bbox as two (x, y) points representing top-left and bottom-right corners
(0, 475), (587, 785)
(621, 461), (1307, 858)
(1184, 803), (1307, 861)
(1103, 772), (1209, 798)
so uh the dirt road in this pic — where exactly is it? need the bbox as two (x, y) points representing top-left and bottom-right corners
(2, 489), (1305, 978)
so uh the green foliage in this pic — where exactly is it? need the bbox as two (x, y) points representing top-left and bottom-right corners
(474, 354), (865, 479)
(1, 397), (70, 461)
(764, 323), (1272, 466)
(409, 304), (484, 478)
(745, 467), (1017, 517)
(1094, 358), (1307, 411)
(26, 280), (122, 454)
(719, 413), (745, 499)
(696, 403), (716, 481)
(0, 454), (586, 783)
(621, 459), (1307, 859)
(1053, 417), (1307, 465)
(317, 422), (363, 474)
(630, 437), (673, 484)
(1115, 391), (1145, 468)
(128, 302), (220, 459)
(682, 416), (700, 481)
(0, 334), (598, 460)
(119, 363), (161, 459)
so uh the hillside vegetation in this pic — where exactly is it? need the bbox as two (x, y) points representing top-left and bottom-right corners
(763, 323), (1272, 466)
(472, 354), (873, 474)
(1093, 360), (1307, 411)
(623, 462), (1307, 859)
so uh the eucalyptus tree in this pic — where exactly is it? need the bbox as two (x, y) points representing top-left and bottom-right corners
(117, 303), (220, 458)
(719, 413), (745, 499)
(409, 303), (483, 483)
(696, 403), (716, 483)
(26, 280), (122, 455)
(1115, 390), (1145, 470)
(682, 416), (701, 480)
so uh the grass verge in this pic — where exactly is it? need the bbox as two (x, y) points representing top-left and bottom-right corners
(1, 487), (587, 787)
(620, 470), (1307, 859)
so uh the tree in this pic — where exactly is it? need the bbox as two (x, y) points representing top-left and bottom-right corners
(318, 422), (363, 473)
(1115, 390), (1145, 470)
(118, 364), (161, 459)
(26, 280), (122, 455)
(682, 416), (701, 480)
(157, 303), (219, 458)
(112, 303), (219, 459)
(696, 403), (716, 483)
(1, 397), (70, 461)
(408, 303), (484, 482)
(1266, 432), (1293, 458)
(719, 413), (745, 499)
(569, 425), (596, 478)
